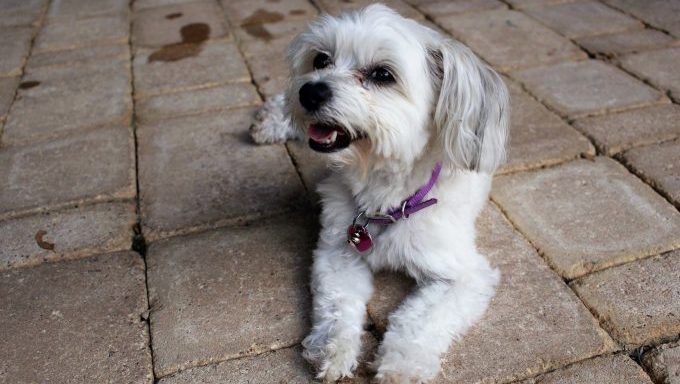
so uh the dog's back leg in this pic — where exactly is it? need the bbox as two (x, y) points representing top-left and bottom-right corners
(250, 93), (303, 144)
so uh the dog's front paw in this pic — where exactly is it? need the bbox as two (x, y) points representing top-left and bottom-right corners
(302, 331), (362, 381)
(250, 93), (301, 144)
(373, 342), (441, 384)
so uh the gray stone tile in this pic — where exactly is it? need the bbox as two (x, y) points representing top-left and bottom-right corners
(286, 140), (330, 202)
(3, 58), (132, 145)
(572, 104), (680, 155)
(505, 0), (575, 9)
(26, 44), (130, 70)
(500, 79), (594, 174)
(622, 139), (680, 208)
(524, 1), (642, 38)
(157, 346), (314, 384)
(369, 205), (616, 383)
(146, 215), (315, 376)
(34, 15), (128, 53)
(133, 41), (250, 98)
(0, 76), (19, 122)
(0, 202), (135, 271)
(0, 0), (46, 27)
(571, 250), (680, 348)
(232, 19), (311, 43)
(414, 0), (506, 17)
(136, 83), (261, 123)
(132, 0), (229, 48)
(0, 26), (34, 76)
(47, 0), (129, 20)
(603, 0), (680, 37)
(314, 0), (424, 19)
(492, 157), (680, 279)
(241, 36), (291, 88)
(134, 0), (204, 11)
(137, 109), (306, 240)
(222, 0), (317, 24)
(0, 126), (136, 219)
(257, 75), (289, 98)
(576, 29), (677, 58)
(435, 9), (586, 72)
(642, 341), (680, 384)
(512, 59), (666, 118)
(521, 354), (653, 384)
(620, 47), (680, 103)
(0, 251), (152, 383)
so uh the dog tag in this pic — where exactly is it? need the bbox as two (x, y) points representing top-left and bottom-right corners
(347, 224), (373, 253)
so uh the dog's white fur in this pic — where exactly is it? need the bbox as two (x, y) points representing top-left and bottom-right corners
(251, 5), (509, 383)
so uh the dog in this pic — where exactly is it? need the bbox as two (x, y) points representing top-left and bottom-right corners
(250, 4), (509, 383)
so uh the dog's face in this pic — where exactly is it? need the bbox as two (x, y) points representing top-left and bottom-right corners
(286, 5), (509, 173)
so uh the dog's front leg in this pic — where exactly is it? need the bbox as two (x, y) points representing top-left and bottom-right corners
(302, 242), (373, 381)
(374, 268), (498, 383)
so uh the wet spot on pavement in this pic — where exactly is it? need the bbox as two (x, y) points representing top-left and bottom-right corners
(148, 23), (211, 63)
(19, 80), (40, 89)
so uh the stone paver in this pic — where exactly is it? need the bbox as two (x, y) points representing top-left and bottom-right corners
(369, 205), (616, 384)
(0, 26), (34, 77)
(136, 83), (261, 123)
(26, 44), (130, 70)
(521, 354), (653, 384)
(138, 109), (306, 240)
(146, 214), (314, 377)
(3, 58), (132, 145)
(0, 251), (152, 383)
(524, 1), (642, 38)
(0, 202), (135, 271)
(603, 0), (680, 37)
(571, 250), (680, 348)
(157, 346), (314, 384)
(435, 9), (585, 72)
(0, 77), (19, 123)
(492, 157), (680, 279)
(512, 59), (666, 118)
(34, 16), (128, 53)
(572, 104), (680, 155)
(232, 18), (311, 42)
(133, 41), (250, 98)
(576, 29), (677, 58)
(0, 126), (136, 219)
(286, 140), (332, 202)
(622, 139), (680, 208)
(47, 0), (129, 20)
(642, 342), (680, 384)
(505, 0), (574, 9)
(132, 1), (229, 48)
(501, 78), (594, 174)
(410, 0), (507, 17)
(222, 0), (317, 24)
(241, 36), (292, 95)
(621, 47), (680, 103)
(0, 0), (46, 27)
(315, 0), (424, 19)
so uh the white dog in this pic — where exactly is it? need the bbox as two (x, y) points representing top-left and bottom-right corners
(251, 4), (509, 383)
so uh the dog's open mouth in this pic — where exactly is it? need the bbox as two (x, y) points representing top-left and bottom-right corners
(308, 123), (354, 153)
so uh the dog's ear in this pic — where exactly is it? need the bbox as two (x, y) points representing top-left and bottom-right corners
(429, 40), (509, 173)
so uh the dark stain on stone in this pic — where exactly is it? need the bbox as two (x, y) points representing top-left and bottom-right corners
(166, 12), (183, 19)
(19, 80), (40, 89)
(240, 9), (284, 26)
(289, 9), (306, 16)
(267, 0), (280, 3)
(35, 230), (55, 251)
(148, 23), (211, 63)
(243, 24), (273, 41)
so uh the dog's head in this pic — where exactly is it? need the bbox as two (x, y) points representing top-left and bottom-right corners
(285, 4), (509, 174)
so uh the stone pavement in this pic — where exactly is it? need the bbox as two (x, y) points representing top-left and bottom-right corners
(0, 0), (679, 383)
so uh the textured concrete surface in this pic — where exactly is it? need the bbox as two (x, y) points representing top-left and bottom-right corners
(512, 59), (666, 118)
(521, 354), (653, 384)
(492, 157), (680, 279)
(642, 342), (680, 384)
(436, 9), (586, 71)
(137, 108), (305, 240)
(146, 215), (314, 377)
(573, 104), (680, 155)
(622, 139), (680, 208)
(0, 202), (135, 270)
(1, 1), (679, 382)
(571, 250), (680, 348)
(0, 251), (152, 383)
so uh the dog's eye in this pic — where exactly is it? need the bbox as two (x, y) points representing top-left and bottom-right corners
(313, 52), (332, 70)
(369, 67), (395, 84)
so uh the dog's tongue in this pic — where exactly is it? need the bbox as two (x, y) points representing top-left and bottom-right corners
(308, 123), (337, 142)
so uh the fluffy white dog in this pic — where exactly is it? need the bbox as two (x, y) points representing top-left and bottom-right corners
(251, 4), (509, 383)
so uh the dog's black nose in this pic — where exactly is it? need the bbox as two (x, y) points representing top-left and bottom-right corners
(299, 82), (332, 112)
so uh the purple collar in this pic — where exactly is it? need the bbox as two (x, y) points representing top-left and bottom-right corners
(364, 161), (442, 225)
